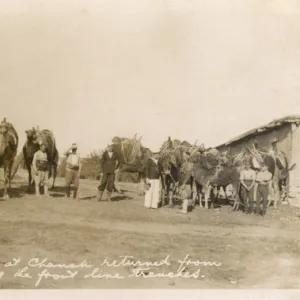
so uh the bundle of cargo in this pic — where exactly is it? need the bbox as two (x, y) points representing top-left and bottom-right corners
(112, 134), (142, 165)
(198, 148), (220, 171)
(246, 145), (264, 169)
(221, 149), (252, 168)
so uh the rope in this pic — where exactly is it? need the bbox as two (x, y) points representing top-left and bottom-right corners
(120, 137), (141, 165)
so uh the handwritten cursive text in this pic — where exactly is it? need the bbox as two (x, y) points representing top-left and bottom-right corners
(101, 255), (171, 268)
(35, 269), (78, 287)
(28, 258), (93, 269)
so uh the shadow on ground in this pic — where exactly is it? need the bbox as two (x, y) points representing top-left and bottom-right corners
(0, 185), (28, 199)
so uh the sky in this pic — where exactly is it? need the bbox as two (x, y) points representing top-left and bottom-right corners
(0, 0), (300, 156)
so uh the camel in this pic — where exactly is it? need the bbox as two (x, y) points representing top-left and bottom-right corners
(22, 126), (59, 192)
(0, 118), (18, 199)
(111, 135), (153, 196)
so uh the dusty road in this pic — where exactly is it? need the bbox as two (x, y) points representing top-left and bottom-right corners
(0, 174), (299, 289)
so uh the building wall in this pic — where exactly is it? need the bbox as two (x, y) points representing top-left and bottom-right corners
(289, 124), (300, 198)
(217, 124), (293, 162)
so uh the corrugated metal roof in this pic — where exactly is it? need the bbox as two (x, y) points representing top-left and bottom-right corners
(216, 115), (300, 148)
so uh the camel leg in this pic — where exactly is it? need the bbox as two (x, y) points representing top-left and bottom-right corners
(2, 164), (9, 199)
(138, 178), (144, 196)
(199, 185), (203, 208)
(8, 162), (12, 190)
(114, 169), (122, 194)
(268, 180), (278, 208)
(195, 182), (203, 208)
(204, 184), (211, 209)
(191, 181), (197, 207)
(232, 192), (239, 211)
(165, 177), (170, 206)
(162, 175), (169, 207)
(199, 193), (203, 208)
(273, 182), (280, 209)
(283, 176), (289, 203)
(223, 186), (230, 204)
(215, 186), (220, 203)
(267, 182), (273, 208)
(231, 184), (240, 212)
(168, 182), (174, 208)
(51, 165), (57, 189)
(27, 163), (32, 192)
(210, 188), (214, 209)
(137, 173), (144, 196)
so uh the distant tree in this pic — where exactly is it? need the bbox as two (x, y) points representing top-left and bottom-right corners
(56, 148), (138, 183)
(80, 149), (103, 180)
(57, 157), (67, 177)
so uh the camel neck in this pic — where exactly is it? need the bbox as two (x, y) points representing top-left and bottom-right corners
(0, 134), (8, 156)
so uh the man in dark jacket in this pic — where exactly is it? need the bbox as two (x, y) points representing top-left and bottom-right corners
(97, 144), (120, 202)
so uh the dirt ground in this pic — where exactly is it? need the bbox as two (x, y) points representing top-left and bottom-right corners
(0, 172), (299, 289)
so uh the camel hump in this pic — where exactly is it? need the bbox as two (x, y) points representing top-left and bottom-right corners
(34, 128), (57, 161)
(0, 118), (18, 150)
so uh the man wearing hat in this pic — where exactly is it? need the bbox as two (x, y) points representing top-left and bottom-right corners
(65, 143), (81, 199)
(255, 163), (272, 216)
(239, 160), (256, 214)
(32, 140), (49, 197)
(97, 144), (120, 202)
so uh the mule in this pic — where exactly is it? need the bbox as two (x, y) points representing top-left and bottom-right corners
(158, 148), (183, 207)
(179, 149), (224, 210)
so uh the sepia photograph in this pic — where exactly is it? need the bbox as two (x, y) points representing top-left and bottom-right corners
(0, 0), (300, 297)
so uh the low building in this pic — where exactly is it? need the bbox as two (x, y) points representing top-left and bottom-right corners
(215, 115), (300, 199)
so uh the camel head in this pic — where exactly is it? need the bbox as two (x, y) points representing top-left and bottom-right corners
(25, 127), (37, 142)
(0, 118), (9, 135)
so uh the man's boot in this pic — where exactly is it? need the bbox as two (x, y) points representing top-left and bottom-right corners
(66, 186), (71, 198)
(114, 184), (122, 194)
(44, 185), (49, 197)
(73, 188), (78, 200)
(97, 190), (103, 202)
(106, 192), (112, 202)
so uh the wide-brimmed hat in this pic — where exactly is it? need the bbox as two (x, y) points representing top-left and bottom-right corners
(112, 136), (121, 144)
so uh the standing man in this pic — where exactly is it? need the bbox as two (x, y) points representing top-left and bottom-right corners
(239, 160), (256, 214)
(65, 143), (81, 199)
(255, 163), (272, 216)
(32, 141), (49, 197)
(97, 144), (120, 202)
(144, 153), (160, 209)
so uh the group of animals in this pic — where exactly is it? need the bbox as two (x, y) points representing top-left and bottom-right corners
(157, 137), (294, 211)
(0, 119), (152, 199)
(0, 118), (59, 199)
(0, 118), (293, 212)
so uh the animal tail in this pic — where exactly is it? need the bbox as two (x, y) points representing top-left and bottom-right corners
(10, 152), (24, 180)
(288, 163), (296, 171)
